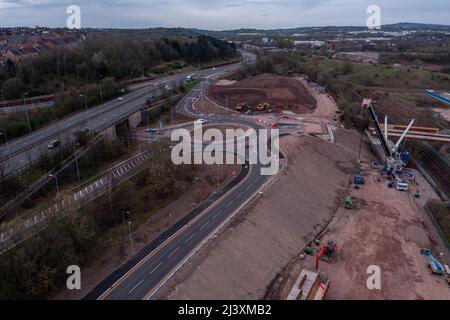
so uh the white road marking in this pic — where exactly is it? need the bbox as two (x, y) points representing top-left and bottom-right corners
(212, 210), (222, 220)
(128, 279), (144, 295)
(236, 192), (244, 199)
(225, 201), (233, 208)
(246, 183), (254, 191)
(184, 233), (196, 243)
(199, 221), (209, 230)
(149, 262), (163, 275)
(168, 247), (180, 258)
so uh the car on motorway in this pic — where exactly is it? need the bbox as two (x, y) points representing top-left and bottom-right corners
(186, 74), (196, 82)
(146, 128), (157, 133)
(47, 139), (61, 150)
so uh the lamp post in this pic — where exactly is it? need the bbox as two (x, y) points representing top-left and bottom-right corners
(201, 82), (204, 114)
(49, 174), (59, 195)
(73, 143), (80, 181)
(122, 211), (129, 241)
(99, 80), (103, 103)
(23, 92), (31, 133)
(225, 94), (228, 115)
(0, 132), (11, 161)
(0, 90), (5, 108)
(128, 221), (134, 255)
(80, 94), (91, 131)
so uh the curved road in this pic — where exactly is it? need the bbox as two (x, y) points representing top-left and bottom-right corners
(84, 52), (286, 300)
(0, 61), (244, 175)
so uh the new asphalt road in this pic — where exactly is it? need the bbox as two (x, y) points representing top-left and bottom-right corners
(84, 53), (281, 300)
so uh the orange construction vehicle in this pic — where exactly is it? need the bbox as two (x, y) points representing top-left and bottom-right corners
(316, 241), (337, 269)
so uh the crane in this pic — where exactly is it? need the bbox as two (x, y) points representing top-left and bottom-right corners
(362, 98), (416, 188)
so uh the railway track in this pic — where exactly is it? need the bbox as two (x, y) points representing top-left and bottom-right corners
(410, 141), (450, 199)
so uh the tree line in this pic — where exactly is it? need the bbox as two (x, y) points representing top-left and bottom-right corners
(1, 34), (237, 100)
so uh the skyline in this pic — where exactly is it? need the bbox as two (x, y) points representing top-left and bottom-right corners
(0, 0), (449, 30)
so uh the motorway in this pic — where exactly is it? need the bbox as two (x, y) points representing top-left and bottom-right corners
(83, 51), (284, 300)
(0, 60), (245, 175)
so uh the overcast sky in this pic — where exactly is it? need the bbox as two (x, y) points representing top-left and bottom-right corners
(1, 0), (449, 30)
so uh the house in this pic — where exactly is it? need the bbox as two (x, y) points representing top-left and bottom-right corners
(6, 47), (40, 63)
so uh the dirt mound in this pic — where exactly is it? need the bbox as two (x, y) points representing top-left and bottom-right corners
(208, 75), (317, 114)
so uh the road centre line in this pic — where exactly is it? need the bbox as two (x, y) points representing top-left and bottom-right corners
(149, 262), (163, 275)
(184, 233), (196, 243)
(168, 247), (180, 258)
(128, 279), (144, 295)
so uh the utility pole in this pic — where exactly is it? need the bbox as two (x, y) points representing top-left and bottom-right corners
(73, 143), (81, 181)
(0, 90), (5, 107)
(80, 94), (91, 131)
(23, 92), (31, 133)
(226, 94), (228, 115)
(0, 132), (11, 161)
(49, 174), (59, 195)
(122, 211), (129, 241)
(108, 174), (113, 214)
(99, 81), (103, 103)
(128, 221), (134, 255)
(201, 82), (204, 114)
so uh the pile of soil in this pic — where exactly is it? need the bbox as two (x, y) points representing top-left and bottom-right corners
(208, 74), (317, 114)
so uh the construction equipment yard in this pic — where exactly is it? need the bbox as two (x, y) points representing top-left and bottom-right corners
(155, 73), (450, 300)
(209, 75), (317, 114)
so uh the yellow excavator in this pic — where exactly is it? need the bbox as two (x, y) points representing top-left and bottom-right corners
(256, 102), (270, 112)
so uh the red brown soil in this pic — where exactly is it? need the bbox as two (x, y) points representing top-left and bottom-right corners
(208, 74), (317, 114)
(158, 130), (372, 300)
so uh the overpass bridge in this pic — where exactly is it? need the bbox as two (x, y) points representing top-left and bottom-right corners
(0, 62), (244, 176)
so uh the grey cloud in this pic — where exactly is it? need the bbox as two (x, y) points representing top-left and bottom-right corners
(0, 0), (449, 29)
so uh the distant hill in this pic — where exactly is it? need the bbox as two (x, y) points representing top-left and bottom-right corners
(382, 22), (450, 31)
(188, 22), (450, 37)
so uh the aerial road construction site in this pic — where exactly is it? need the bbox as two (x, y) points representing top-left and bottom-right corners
(1, 52), (449, 302)
(149, 72), (450, 300)
(46, 67), (450, 301)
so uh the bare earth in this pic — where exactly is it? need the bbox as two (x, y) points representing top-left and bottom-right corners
(158, 129), (374, 299)
(208, 74), (317, 114)
(321, 169), (450, 300)
(275, 167), (450, 300)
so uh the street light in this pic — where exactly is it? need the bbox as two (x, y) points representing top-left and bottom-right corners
(49, 174), (59, 195)
(23, 92), (31, 133)
(122, 210), (129, 241)
(0, 90), (5, 108)
(99, 80), (103, 104)
(80, 94), (91, 131)
(0, 132), (11, 161)
(73, 143), (80, 181)
(128, 221), (134, 255)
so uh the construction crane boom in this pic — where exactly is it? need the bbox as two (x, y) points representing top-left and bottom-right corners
(362, 98), (391, 157)
(392, 119), (415, 154)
